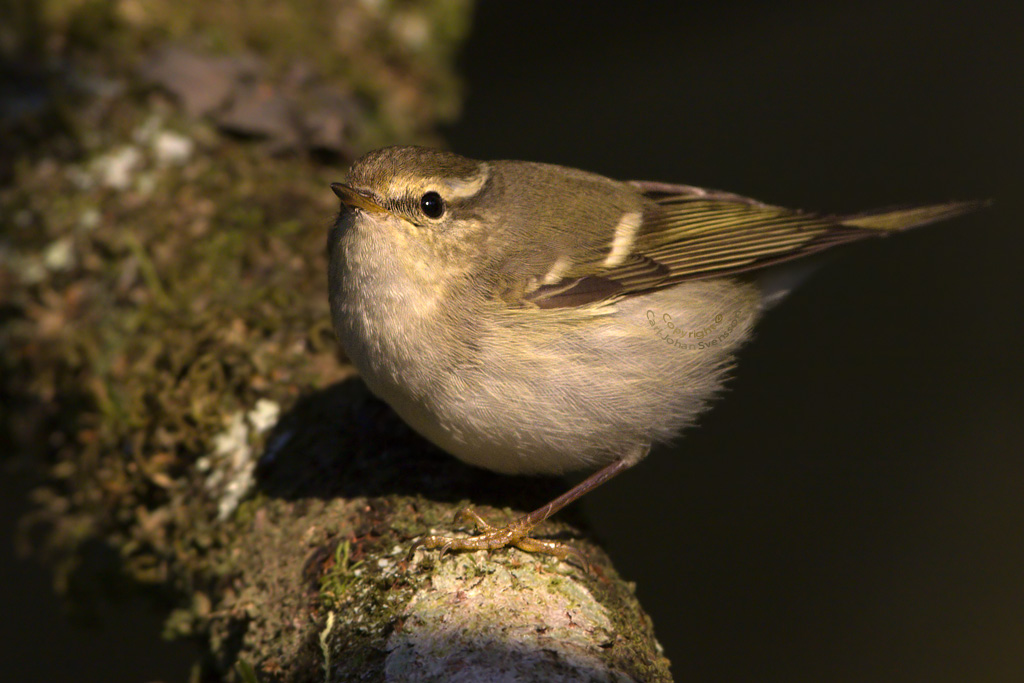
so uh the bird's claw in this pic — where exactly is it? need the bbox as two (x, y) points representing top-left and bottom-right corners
(414, 506), (590, 570)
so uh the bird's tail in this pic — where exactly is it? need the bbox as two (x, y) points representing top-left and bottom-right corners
(840, 200), (990, 232)
(757, 199), (988, 309)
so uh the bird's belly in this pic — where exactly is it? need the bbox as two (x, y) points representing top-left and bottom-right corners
(352, 281), (762, 476)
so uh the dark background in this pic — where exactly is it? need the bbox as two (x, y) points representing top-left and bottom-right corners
(3, 1), (1022, 681)
(446, 2), (1024, 682)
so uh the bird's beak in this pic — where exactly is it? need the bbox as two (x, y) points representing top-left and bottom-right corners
(331, 183), (387, 214)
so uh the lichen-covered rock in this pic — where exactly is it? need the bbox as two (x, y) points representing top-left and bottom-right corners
(385, 553), (642, 682)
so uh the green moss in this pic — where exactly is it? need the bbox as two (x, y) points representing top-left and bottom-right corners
(235, 658), (262, 683)
(319, 539), (365, 608)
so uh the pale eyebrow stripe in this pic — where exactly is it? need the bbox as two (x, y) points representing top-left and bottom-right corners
(603, 211), (641, 267)
(445, 162), (491, 199)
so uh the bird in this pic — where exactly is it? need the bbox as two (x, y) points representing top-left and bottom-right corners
(327, 145), (983, 566)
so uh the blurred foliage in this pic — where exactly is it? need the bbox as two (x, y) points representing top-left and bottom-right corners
(0, 0), (472, 169)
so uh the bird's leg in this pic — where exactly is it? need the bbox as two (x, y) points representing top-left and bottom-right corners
(415, 455), (638, 568)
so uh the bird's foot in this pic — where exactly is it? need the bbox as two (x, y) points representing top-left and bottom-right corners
(413, 507), (589, 570)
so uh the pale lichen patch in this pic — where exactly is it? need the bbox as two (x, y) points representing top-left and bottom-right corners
(197, 399), (281, 520)
(384, 553), (636, 682)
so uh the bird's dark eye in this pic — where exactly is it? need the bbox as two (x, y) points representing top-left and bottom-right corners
(420, 191), (445, 219)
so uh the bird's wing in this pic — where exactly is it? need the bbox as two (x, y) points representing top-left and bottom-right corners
(524, 181), (982, 309)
